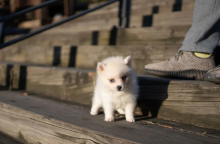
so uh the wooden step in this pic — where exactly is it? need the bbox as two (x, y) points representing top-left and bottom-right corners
(4, 26), (189, 47)
(131, 0), (195, 14)
(0, 45), (181, 74)
(132, 0), (194, 7)
(153, 11), (193, 27)
(72, 11), (118, 23)
(0, 62), (95, 105)
(51, 18), (119, 33)
(130, 11), (193, 28)
(0, 62), (220, 130)
(75, 45), (180, 73)
(116, 27), (189, 45)
(0, 90), (219, 143)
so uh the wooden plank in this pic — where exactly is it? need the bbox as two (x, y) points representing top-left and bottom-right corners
(158, 106), (220, 130)
(18, 20), (41, 29)
(12, 65), (20, 89)
(131, 0), (175, 8)
(73, 11), (118, 23)
(0, 101), (135, 144)
(0, 91), (220, 143)
(49, 18), (119, 33)
(0, 43), (180, 74)
(24, 66), (94, 105)
(63, 0), (74, 16)
(98, 30), (111, 45)
(60, 45), (71, 67)
(153, 11), (193, 20)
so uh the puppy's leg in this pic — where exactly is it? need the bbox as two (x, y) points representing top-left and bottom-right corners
(117, 108), (125, 114)
(125, 103), (136, 122)
(103, 104), (114, 122)
(90, 96), (102, 115)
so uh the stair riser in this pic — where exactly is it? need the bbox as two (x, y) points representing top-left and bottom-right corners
(0, 45), (180, 74)
(0, 64), (95, 106)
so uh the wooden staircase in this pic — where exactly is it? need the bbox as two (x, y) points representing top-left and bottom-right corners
(0, 0), (220, 143)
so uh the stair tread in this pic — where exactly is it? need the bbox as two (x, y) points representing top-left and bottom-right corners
(0, 90), (219, 144)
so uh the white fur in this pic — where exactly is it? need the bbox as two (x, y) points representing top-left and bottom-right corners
(90, 56), (139, 122)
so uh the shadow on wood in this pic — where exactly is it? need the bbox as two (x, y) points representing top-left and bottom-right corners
(18, 65), (27, 90)
(214, 46), (220, 66)
(137, 76), (169, 118)
(53, 46), (61, 66)
(68, 46), (77, 67)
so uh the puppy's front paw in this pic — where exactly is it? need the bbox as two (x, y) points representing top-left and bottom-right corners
(104, 117), (114, 122)
(90, 111), (98, 115)
(126, 117), (135, 122)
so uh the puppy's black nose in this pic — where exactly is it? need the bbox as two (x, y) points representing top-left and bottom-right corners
(117, 86), (122, 91)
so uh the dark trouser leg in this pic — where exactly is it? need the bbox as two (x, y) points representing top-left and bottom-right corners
(179, 0), (220, 54)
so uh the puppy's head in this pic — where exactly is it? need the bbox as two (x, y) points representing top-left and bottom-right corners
(97, 56), (132, 91)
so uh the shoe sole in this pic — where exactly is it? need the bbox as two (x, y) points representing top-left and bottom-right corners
(204, 73), (220, 84)
(143, 68), (207, 81)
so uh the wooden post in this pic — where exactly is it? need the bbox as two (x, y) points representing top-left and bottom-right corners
(9, 0), (17, 13)
(119, 0), (131, 28)
(63, 0), (74, 16)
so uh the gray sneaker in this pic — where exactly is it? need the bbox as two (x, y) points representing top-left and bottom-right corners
(144, 51), (215, 80)
(204, 66), (220, 83)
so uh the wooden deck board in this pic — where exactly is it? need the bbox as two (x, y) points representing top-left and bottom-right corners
(0, 91), (219, 144)
(0, 62), (220, 130)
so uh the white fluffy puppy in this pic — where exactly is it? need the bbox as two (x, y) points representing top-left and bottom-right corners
(90, 56), (139, 122)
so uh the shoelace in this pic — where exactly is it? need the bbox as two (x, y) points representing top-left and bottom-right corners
(168, 51), (184, 61)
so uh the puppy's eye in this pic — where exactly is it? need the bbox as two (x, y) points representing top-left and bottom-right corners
(109, 79), (114, 83)
(122, 76), (127, 81)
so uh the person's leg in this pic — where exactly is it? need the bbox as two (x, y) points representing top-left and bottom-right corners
(179, 0), (220, 54)
(144, 0), (220, 80)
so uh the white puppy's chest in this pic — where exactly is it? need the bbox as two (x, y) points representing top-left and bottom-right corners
(104, 93), (134, 109)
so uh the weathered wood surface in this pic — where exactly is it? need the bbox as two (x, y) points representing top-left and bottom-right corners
(0, 62), (220, 129)
(53, 18), (118, 32)
(4, 30), (92, 46)
(130, 0), (194, 27)
(0, 92), (136, 144)
(0, 44), (181, 74)
(75, 45), (180, 73)
(26, 66), (95, 105)
(2, 25), (190, 71)
(131, 0), (195, 12)
(116, 27), (186, 45)
(130, 12), (193, 28)
(0, 91), (219, 144)
(153, 12), (193, 27)
(73, 11), (118, 23)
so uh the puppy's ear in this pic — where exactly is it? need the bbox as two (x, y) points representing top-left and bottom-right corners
(97, 62), (105, 73)
(124, 56), (132, 67)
